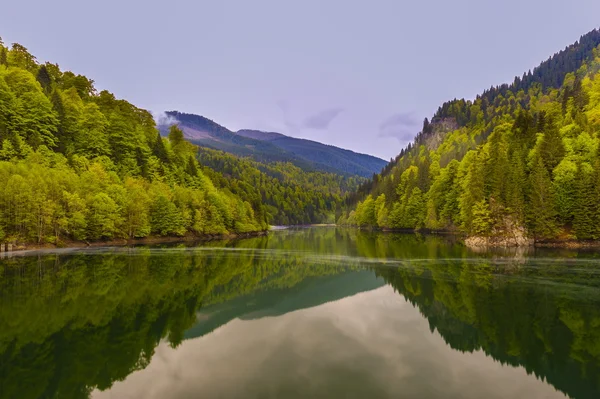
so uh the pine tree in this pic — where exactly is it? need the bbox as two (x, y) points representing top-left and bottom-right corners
(36, 65), (51, 93)
(0, 48), (7, 66)
(152, 131), (169, 163)
(526, 156), (557, 240)
(591, 160), (600, 240)
(168, 125), (185, 146)
(186, 155), (198, 177)
(539, 120), (565, 173)
(460, 152), (486, 232)
(136, 147), (149, 178)
(505, 149), (526, 221)
(485, 126), (509, 204)
(536, 111), (547, 133)
(422, 117), (432, 134)
(416, 155), (431, 192)
(573, 162), (595, 239)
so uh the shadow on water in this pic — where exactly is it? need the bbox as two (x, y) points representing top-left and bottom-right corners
(0, 228), (599, 398)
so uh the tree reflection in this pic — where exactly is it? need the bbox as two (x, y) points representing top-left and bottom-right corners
(0, 230), (599, 398)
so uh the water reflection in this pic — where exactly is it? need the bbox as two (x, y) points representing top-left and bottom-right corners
(0, 228), (599, 399)
(94, 286), (566, 399)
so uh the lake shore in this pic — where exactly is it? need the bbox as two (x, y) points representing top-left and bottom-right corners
(350, 226), (600, 249)
(4, 226), (599, 254)
(0, 230), (269, 253)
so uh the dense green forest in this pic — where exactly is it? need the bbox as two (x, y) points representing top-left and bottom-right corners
(197, 147), (362, 224)
(0, 37), (273, 243)
(342, 29), (600, 242)
(0, 35), (372, 244)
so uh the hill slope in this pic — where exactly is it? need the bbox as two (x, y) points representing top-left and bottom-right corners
(160, 111), (387, 177)
(236, 128), (388, 177)
(343, 28), (600, 244)
(0, 39), (271, 243)
(196, 146), (363, 225)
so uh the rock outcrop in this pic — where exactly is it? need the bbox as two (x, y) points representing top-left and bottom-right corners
(465, 217), (534, 248)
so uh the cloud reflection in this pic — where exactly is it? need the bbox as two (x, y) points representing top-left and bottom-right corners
(93, 286), (566, 399)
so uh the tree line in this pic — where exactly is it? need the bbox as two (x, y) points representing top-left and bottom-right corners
(0, 38), (271, 243)
(197, 147), (362, 225)
(342, 42), (600, 241)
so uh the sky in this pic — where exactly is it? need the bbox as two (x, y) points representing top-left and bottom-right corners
(2, 0), (600, 160)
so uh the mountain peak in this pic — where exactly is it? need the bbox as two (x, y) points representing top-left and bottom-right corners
(159, 111), (387, 177)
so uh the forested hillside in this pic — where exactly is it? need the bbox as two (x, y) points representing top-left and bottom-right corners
(235, 128), (387, 177)
(342, 29), (600, 243)
(197, 147), (363, 224)
(160, 111), (387, 177)
(0, 38), (268, 244)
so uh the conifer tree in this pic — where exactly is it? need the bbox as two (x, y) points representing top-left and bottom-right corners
(0, 48), (7, 66)
(186, 155), (198, 177)
(573, 162), (595, 239)
(168, 125), (185, 146)
(526, 157), (557, 240)
(539, 120), (565, 173)
(36, 65), (51, 93)
(591, 160), (600, 240)
(152, 131), (169, 163)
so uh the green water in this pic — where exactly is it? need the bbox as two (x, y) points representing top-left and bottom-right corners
(1, 228), (600, 399)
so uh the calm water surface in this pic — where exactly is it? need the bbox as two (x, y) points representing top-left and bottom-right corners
(1, 228), (600, 399)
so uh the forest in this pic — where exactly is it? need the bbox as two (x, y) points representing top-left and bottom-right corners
(0, 37), (358, 245)
(197, 147), (362, 225)
(0, 38), (274, 243)
(342, 29), (600, 242)
(5, 28), (600, 245)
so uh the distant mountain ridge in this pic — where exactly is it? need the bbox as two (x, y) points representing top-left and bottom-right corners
(159, 111), (387, 177)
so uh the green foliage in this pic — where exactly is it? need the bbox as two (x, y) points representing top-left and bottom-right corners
(471, 200), (493, 236)
(152, 131), (169, 164)
(572, 161), (600, 239)
(196, 147), (361, 225)
(354, 195), (377, 227)
(35, 65), (51, 93)
(150, 195), (185, 236)
(0, 47), (7, 66)
(7, 43), (37, 71)
(346, 41), (600, 242)
(0, 40), (268, 244)
(539, 119), (566, 173)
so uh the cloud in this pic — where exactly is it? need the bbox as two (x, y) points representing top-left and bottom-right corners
(153, 111), (179, 127)
(302, 107), (344, 130)
(378, 112), (420, 142)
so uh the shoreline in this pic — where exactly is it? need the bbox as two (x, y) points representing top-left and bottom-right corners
(342, 226), (600, 249)
(3, 226), (600, 254)
(0, 230), (269, 254)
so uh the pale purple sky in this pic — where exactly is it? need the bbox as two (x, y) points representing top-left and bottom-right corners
(2, 0), (600, 159)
